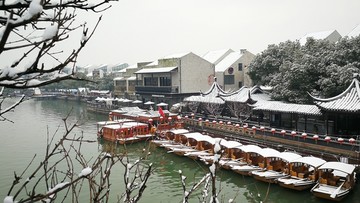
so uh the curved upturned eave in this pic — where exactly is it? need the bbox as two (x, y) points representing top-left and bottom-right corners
(309, 79), (357, 102)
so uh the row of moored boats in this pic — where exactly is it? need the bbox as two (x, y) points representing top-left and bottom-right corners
(151, 128), (357, 202)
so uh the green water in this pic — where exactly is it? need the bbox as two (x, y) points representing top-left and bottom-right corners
(0, 98), (358, 203)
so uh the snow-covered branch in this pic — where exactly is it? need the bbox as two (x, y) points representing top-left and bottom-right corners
(0, 0), (117, 89)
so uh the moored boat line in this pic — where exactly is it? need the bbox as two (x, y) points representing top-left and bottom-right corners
(148, 129), (357, 202)
(96, 107), (357, 201)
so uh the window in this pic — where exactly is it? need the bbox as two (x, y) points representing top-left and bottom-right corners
(159, 76), (171, 86)
(144, 77), (158, 86)
(238, 81), (243, 88)
(224, 75), (234, 85)
(238, 63), (243, 71)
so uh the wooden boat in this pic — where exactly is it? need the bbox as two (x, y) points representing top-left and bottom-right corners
(151, 129), (189, 147)
(230, 145), (263, 176)
(277, 156), (326, 191)
(100, 121), (152, 144)
(108, 107), (184, 132)
(199, 140), (243, 166)
(165, 132), (205, 156)
(311, 161), (356, 201)
(96, 119), (133, 136)
(184, 135), (216, 160)
(251, 151), (302, 184)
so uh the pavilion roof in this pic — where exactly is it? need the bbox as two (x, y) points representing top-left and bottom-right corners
(310, 78), (360, 113)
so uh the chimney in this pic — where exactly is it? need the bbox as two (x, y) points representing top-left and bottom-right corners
(240, 49), (247, 54)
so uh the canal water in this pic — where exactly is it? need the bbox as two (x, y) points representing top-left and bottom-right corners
(0, 98), (358, 203)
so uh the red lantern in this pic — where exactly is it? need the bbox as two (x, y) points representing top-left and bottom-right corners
(260, 126), (265, 131)
(148, 118), (153, 124)
(271, 128), (276, 135)
(185, 115), (188, 119)
(177, 115), (181, 120)
(235, 124), (240, 128)
(219, 121), (223, 125)
(252, 126), (257, 133)
(243, 125), (248, 130)
(313, 135), (319, 143)
(301, 133), (307, 140)
(227, 121), (232, 125)
(291, 131), (297, 137)
(198, 117), (202, 121)
(281, 130), (286, 136)
(324, 136), (331, 143)
(337, 137), (344, 145)
(168, 117), (172, 121)
(349, 138), (356, 144)
(205, 119), (209, 123)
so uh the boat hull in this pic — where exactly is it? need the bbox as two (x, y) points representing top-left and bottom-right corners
(311, 184), (350, 202)
(277, 177), (316, 191)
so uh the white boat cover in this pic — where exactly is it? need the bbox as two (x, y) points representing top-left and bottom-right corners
(220, 140), (242, 148)
(319, 162), (356, 175)
(238, 145), (262, 153)
(278, 152), (302, 162)
(291, 156), (327, 168)
(257, 148), (280, 158)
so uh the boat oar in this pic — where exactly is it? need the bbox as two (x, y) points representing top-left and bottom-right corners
(330, 181), (345, 199)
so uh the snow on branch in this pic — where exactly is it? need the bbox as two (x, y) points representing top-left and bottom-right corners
(0, 0), (117, 89)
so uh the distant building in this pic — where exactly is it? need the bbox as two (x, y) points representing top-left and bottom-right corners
(113, 62), (151, 98)
(134, 52), (214, 105)
(299, 30), (342, 45)
(203, 49), (255, 91)
(109, 63), (129, 73)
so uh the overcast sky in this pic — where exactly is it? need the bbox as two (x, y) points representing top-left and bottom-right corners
(15, 0), (360, 68)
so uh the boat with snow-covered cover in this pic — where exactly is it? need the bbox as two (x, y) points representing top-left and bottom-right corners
(277, 156), (326, 191)
(311, 161), (356, 201)
(251, 151), (302, 184)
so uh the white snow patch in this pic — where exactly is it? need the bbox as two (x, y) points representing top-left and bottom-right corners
(79, 167), (92, 177)
(47, 182), (69, 194)
(43, 24), (58, 40)
(209, 163), (216, 175)
(23, 0), (43, 20)
(4, 196), (14, 203)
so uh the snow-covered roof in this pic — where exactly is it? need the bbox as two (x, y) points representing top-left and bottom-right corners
(253, 101), (322, 116)
(222, 86), (270, 103)
(127, 76), (136, 80)
(299, 30), (340, 45)
(290, 156), (326, 168)
(114, 77), (124, 81)
(146, 60), (158, 66)
(318, 161), (355, 175)
(184, 81), (228, 104)
(135, 67), (177, 74)
(202, 49), (233, 64)
(347, 24), (360, 38)
(215, 51), (243, 72)
(310, 78), (360, 113)
(277, 152), (302, 162)
(103, 122), (148, 129)
(169, 129), (189, 134)
(161, 52), (191, 59)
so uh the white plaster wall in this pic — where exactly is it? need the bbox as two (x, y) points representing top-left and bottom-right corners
(180, 53), (215, 93)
